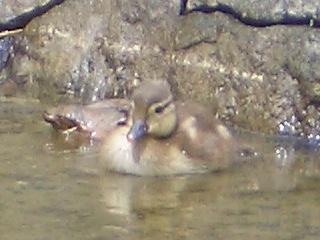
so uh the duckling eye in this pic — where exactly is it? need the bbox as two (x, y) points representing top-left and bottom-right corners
(117, 119), (127, 126)
(154, 106), (164, 114)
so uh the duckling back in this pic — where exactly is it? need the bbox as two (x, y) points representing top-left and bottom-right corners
(173, 101), (237, 171)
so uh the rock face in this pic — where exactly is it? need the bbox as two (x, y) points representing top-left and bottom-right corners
(0, 0), (65, 31)
(0, 37), (13, 71)
(1, 0), (320, 143)
(185, 0), (320, 26)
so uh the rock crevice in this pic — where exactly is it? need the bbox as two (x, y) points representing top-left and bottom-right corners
(182, 0), (320, 27)
(0, 0), (66, 32)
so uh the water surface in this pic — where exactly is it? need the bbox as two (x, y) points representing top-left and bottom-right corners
(1, 99), (319, 240)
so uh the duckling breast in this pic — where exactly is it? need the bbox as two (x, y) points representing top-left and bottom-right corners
(100, 126), (140, 175)
(100, 128), (204, 176)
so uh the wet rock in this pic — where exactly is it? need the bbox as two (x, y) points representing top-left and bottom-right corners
(7, 0), (180, 103)
(2, 0), (320, 138)
(0, 0), (65, 31)
(287, 32), (320, 102)
(0, 37), (13, 71)
(185, 0), (320, 26)
(173, 12), (305, 134)
(0, 0), (49, 23)
(301, 105), (320, 146)
(0, 37), (16, 97)
(16, 2), (115, 103)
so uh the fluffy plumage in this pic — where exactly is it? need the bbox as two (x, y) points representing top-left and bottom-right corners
(100, 81), (236, 176)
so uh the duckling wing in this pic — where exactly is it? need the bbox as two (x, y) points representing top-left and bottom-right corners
(175, 101), (235, 169)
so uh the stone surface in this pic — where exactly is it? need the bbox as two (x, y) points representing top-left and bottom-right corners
(0, 0), (50, 23)
(0, 0), (65, 31)
(287, 32), (320, 102)
(172, 12), (306, 135)
(7, 0), (181, 103)
(186, 0), (320, 26)
(1, 0), (320, 142)
(0, 37), (13, 71)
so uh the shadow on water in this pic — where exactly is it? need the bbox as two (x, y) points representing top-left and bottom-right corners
(0, 99), (319, 240)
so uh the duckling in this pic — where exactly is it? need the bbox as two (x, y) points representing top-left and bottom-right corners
(43, 99), (130, 141)
(100, 81), (236, 176)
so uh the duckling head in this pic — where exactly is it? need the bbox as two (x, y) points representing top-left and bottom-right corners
(127, 81), (178, 141)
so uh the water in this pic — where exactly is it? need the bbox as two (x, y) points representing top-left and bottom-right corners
(1, 98), (319, 240)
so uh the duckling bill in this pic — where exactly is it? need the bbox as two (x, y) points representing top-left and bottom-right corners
(100, 81), (236, 176)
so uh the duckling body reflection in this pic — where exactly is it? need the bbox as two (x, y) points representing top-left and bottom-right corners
(100, 81), (236, 176)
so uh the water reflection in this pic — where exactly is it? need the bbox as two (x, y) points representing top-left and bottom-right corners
(1, 100), (320, 240)
(99, 163), (320, 239)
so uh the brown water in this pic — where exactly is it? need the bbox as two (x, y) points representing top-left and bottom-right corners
(1, 98), (319, 240)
